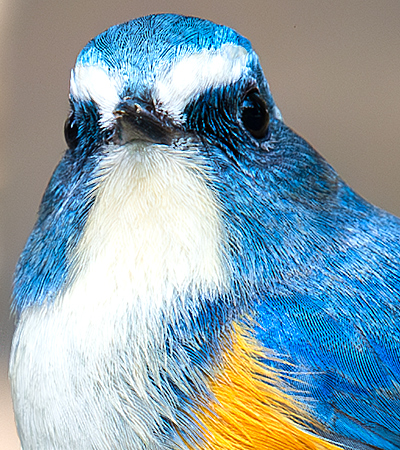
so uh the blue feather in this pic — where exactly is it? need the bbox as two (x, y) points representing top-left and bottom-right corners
(11, 13), (400, 449)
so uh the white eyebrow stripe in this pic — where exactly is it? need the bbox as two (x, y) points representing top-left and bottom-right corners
(153, 43), (249, 121)
(70, 64), (123, 127)
(69, 44), (249, 126)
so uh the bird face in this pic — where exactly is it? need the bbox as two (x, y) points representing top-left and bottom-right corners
(65, 16), (275, 162)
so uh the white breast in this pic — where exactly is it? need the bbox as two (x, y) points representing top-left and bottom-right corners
(10, 142), (230, 449)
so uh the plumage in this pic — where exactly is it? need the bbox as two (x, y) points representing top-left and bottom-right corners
(9, 13), (400, 450)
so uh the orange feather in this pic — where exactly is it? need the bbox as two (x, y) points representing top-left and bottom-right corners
(196, 323), (342, 450)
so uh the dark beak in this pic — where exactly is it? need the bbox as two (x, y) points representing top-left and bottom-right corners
(113, 100), (176, 146)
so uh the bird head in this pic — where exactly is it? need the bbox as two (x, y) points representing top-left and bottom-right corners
(65, 14), (278, 162)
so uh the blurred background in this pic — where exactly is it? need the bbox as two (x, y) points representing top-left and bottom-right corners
(1, 1), (400, 447)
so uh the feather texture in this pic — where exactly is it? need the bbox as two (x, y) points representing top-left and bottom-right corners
(10, 13), (400, 450)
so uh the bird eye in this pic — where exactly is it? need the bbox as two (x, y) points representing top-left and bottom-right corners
(64, 113), (79, 149)
(240, 90), (269, 139)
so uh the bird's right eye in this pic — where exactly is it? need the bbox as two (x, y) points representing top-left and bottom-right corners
(240, 89), (269, 140)
(64, 113), (79, 149)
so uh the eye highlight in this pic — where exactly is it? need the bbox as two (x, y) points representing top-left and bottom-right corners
(64, 113), (79, 150)
(240, 90), (269, 139)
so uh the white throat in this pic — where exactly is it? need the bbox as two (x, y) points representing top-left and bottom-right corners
(68, 143), (229, 313)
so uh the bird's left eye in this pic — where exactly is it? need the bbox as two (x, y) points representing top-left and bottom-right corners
(240, 90), (269, 139)
(64, 113), (79, 150)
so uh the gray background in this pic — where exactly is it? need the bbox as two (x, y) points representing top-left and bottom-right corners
(1, 1), (400, 447)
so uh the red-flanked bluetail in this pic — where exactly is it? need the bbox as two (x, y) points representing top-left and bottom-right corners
(9, 14), (400, 450)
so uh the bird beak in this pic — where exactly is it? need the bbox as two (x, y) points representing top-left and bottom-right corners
(113, 100), (175, 146)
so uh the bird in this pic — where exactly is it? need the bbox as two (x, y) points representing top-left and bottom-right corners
(9, 13), (400, 450)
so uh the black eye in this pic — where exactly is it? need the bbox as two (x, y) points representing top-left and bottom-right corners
(240, 90), (269, 139)
(64, 113), (79, 149)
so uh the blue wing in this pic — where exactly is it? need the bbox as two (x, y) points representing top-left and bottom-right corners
(252, 205), (400, 449)
(255, 293), (400, 449)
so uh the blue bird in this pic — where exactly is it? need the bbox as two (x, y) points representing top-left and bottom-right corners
(9, 13), (400, 450)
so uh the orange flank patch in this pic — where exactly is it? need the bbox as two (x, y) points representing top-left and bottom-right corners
(197, 323), (342, 450)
